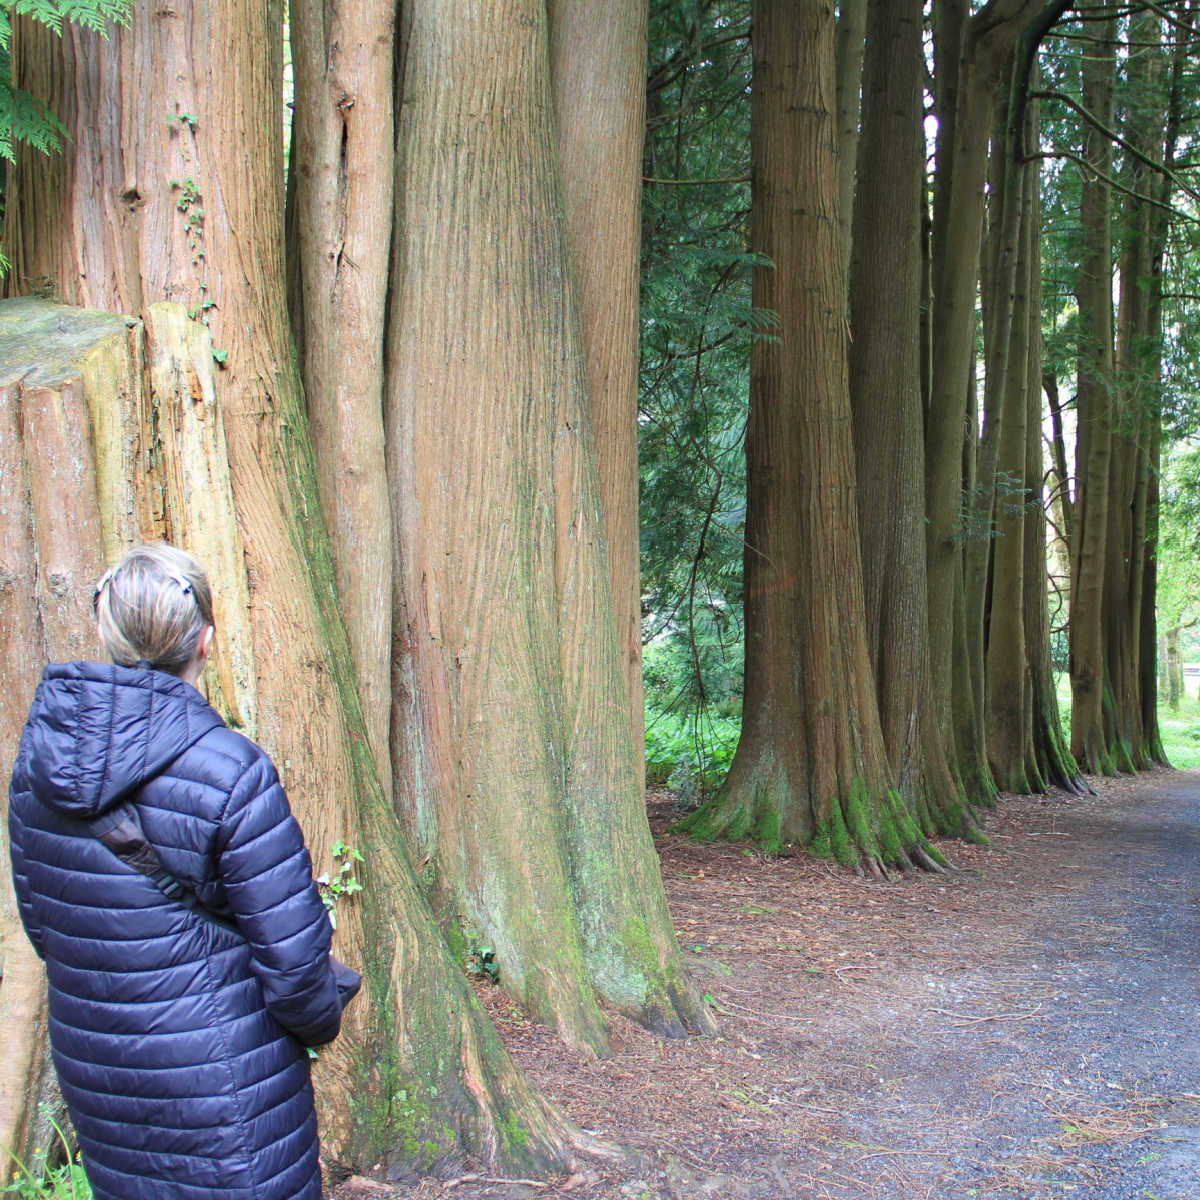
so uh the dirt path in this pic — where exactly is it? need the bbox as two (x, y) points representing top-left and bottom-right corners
(335, 768), (1200, 1200)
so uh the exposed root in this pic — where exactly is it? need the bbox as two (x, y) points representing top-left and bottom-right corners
(910, 844), (946, 874)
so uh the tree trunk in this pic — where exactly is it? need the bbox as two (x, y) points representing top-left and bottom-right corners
(289, 0), (396, 796)
(5, 2), (598, 1174)
(1022, 175), (1082, 793)
(548, 0), (648, 789)
(0, 303), (132, 1174)
(926, 5), (1021, 809)
(679, 0), (937, 874)
(849, 0), (966, 837)
(1165, 626), (1183, 712)
(387, 0), (712, 1056)
(835, 0), (867, 298)
(1069, 1), (1117, 774)
(983, 119), (1036, 794)
(978, 43), (1069, 795)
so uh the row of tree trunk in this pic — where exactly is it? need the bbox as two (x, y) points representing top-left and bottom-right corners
(682, 0), (1180, 867)
(0, 0), (708, 1179)
(0, 0), (1187, 1184)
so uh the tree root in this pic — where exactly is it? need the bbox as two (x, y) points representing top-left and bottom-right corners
(910, 843), (947, 874)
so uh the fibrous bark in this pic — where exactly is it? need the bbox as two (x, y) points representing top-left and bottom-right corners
(387, 0), (712, 1056)
(549, 0), (648, 788)
(0, 303), (130, 1175)
(1069, 0), (1118, 774)
(849, 0), (966, 838)
(289, 0), (396, 796)
(926, 1), (1065, 804)
(5, 1), (600, 1173)
(679, 0), (937, 874)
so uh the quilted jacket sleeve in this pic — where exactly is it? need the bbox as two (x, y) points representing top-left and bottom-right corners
(214, 754), (343, 1046)
(8, 778), (46, 960)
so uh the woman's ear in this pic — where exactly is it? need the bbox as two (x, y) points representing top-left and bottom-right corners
(200, 625), (216, 660)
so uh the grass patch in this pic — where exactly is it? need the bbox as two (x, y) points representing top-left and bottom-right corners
(1056, 670), (1200, 769)
(1158, 690), (1200, 768)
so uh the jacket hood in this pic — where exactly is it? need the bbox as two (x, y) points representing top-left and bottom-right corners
(20, 661), (225, 819)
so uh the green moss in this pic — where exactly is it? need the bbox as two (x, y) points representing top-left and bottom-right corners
(826, 802), (857, 868)
(924, 841), (951, 864)
(443, 917), (468, 968)
(808, 825), (833, 859)
(349, 1042), (457, 1171)
(721, 803), (754, 843)
(898, 810), (924, 849)
(751, 806), (783, 854)
(879, 809), (902, 863)
(882, 788), (927, 865)
(841, 777), (881, 861)
(620, 915), (657, 967)
(1111, 738), (1136, 775)
(965, 824), (990, 846)
(500, 1111), (529, 1153)
(940, 799), (966, 836)
(672, 802), (722, 842)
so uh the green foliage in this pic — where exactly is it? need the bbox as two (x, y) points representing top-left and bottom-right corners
(0, 0), (128, 47)
(643, 636), (739, 796)
(2, 1109), (90, 1200)
(1158, 443), (1200, 633)
(0, 80), (64, 160)
(465, 941), (499, 985)
(640, 0), (755, 793)
(316, 840), (365, 930)
(0, 0), (130, 160)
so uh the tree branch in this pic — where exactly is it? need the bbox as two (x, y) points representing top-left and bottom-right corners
(1029, 89), (1200, 205)
(1023, 149), (1198, 220)
(643, 175), (752, 186)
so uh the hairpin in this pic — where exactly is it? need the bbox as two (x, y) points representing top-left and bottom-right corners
(92, 568), (114, 613)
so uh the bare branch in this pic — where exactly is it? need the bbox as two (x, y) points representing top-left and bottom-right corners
(1025, 149), (1198, 219)
(643, 175), (752, 186)
(1029, 89), (1200, 205)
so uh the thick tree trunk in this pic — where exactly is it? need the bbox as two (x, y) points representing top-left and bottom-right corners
(927, 9), (1009, 809)
(0, 303), (131, 1174)
(849, 0), (965, 837)
(679, 0), (937, 874)
(1111, 8), (1173, 771)
(983, 132), (1036, 794)
(1165, 626), (1183, 712)
(1069, 2), (1117, 774)
(387, 0), (712, 1056)
(1021, 180), (1082, 793)
(548, 0), (648, 788)
(289, 0), (395, 796)
(6, 2), (598, 1175)
(927, 1), (1067, 804)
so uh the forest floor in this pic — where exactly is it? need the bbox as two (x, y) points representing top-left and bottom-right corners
(333, 768), (1200, 1200)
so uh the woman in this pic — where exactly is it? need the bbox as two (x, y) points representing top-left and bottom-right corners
(8, 543), (346, 1200)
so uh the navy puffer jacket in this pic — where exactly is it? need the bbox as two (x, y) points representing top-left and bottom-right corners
(8, 661), (343, 1200)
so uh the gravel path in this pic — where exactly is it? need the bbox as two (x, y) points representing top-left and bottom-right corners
(334, 769), (1200, 1200)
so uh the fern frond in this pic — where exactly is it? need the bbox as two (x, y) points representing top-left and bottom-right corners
(0, 0), (132, 49)
(0, 80), (68, 159)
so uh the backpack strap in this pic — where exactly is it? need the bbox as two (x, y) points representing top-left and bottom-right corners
(87, 803), (241, 937)
(88, 802), (361, 1013)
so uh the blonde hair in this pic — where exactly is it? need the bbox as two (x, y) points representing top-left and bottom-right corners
(94, 543), (214, 675)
